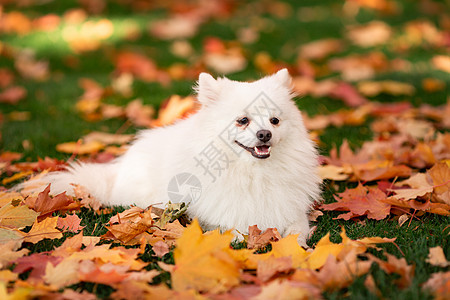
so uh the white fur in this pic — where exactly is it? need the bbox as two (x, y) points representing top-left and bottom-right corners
(18, 69), (321, 246)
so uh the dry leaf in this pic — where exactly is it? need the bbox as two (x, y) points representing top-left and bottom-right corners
(171, 219), (240, 293)
(0, 202), (39, 229)
(0, 86), (27, 105)
(347, 21), (392, 47)
(152, 241), (170, 258)
(24, 217), (63, 244)
(426, 246), (450, 267)
(321, 183), (391, 220)
(247, 225), (282, 250)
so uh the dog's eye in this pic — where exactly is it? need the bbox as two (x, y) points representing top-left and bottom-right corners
(237, 117), (249, 125)
(270, 117), (280, 125)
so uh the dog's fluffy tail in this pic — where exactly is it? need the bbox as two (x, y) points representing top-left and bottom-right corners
(17, 161), (118, 205)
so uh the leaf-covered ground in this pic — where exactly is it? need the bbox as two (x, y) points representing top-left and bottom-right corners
(0, 0), (449, 299)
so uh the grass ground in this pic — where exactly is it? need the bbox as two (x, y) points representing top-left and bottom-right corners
(0, 0), (449, 298)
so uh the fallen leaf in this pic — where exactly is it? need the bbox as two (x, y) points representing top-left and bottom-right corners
(28, 184), (76, 218)
(0, 241), (29, 268)
(57, 214), (85, 232)
(171, 219), (240, 293)
(24, 217), (63, 244)
(298, 38), (344, 60)
(257, 256), (292, 282)
(151, 95), (198, 128)
(428, 162), (450, 205)
(328, 82), (369, 107)
(56, 140), (104, 155)
(0, 86), (27, 104)
(125, 99), (155, 128)
(423, 271), (450, 300)
(347, 21), (392, 47)
(152, 241), (170, 258)
(14, 253), (62, 283)
(369, 253), (414, 289)
(426, 246), (450, 267)
(150, 16), (201, 40)
(44, 258), (80, 288)
(82, 131), (134, 145)
(321, 183), (391, 220)
(247, 225), (282, 250)
(358, 80), (415, 97)
(432, 55), (450, 73)
(0, 202), (39, 228)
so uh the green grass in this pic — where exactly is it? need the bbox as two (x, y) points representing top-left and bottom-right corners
(1, 0), (449, 298)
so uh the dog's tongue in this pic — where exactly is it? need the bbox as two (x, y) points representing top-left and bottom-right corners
(255, 145), (270, 155)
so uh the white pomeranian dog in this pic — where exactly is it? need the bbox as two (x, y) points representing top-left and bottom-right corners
(22, 69), (321, 246)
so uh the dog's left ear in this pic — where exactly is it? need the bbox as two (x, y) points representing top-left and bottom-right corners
(274, 68), (292, 88)
(196, 73), (220, 105)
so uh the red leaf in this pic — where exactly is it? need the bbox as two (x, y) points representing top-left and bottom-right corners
(14, 253), (62, 282)
(0, 86), (27, 104)
(321, 183), (391, 220)
(329, 82), (368, 107)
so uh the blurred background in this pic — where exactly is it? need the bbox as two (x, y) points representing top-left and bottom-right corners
(0, 0), (449, 161)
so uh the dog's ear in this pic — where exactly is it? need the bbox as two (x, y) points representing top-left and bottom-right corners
(274, 68), (292, 88)
(196, 73), (220, 105)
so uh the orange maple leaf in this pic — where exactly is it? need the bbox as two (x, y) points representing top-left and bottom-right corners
(321, 183), (391, 220)
(23, 217), (63, 244)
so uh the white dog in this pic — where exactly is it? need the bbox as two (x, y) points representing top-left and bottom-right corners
(25, 69), (321, 246)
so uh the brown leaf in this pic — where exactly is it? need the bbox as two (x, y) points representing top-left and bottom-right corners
(247, 225), (282, 250)
(256, 256), (293, 282)
(298, 38), (344, 60)
(316, 251), (372, 291)
(423, 271), (450, 300)
(125, 99), (155, 128)
(428, 162), (450, 205)
(426, 246), (450, 267)
(152, 241), (170, 258)
(31, 184), (75, 217)
(369, 253), (414, 289)
(73, 184), (103, 211)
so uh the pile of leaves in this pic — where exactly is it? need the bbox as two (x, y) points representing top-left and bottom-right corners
(0, 0), (449, 298)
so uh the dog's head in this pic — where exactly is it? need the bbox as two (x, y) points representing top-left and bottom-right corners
(195, 69), (306, 161)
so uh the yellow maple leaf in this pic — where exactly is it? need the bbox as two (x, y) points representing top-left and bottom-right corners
(171, 219), (240, 293)
(0, 202), (39, 229)
(23, 217), (63, 244)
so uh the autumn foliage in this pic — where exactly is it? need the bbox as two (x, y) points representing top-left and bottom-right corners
(1, 0), (450, 299)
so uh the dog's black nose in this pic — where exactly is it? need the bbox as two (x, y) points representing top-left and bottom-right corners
(256, 130), (272, 142)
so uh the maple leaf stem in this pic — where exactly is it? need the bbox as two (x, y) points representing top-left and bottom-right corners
(432, 179), (450, 189)
(408, 210), (416, 228)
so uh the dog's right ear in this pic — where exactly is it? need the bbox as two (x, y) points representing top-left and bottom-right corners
(196, 73), (220, 105)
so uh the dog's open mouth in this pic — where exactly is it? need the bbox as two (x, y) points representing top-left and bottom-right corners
(235, 140), (271, 159)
